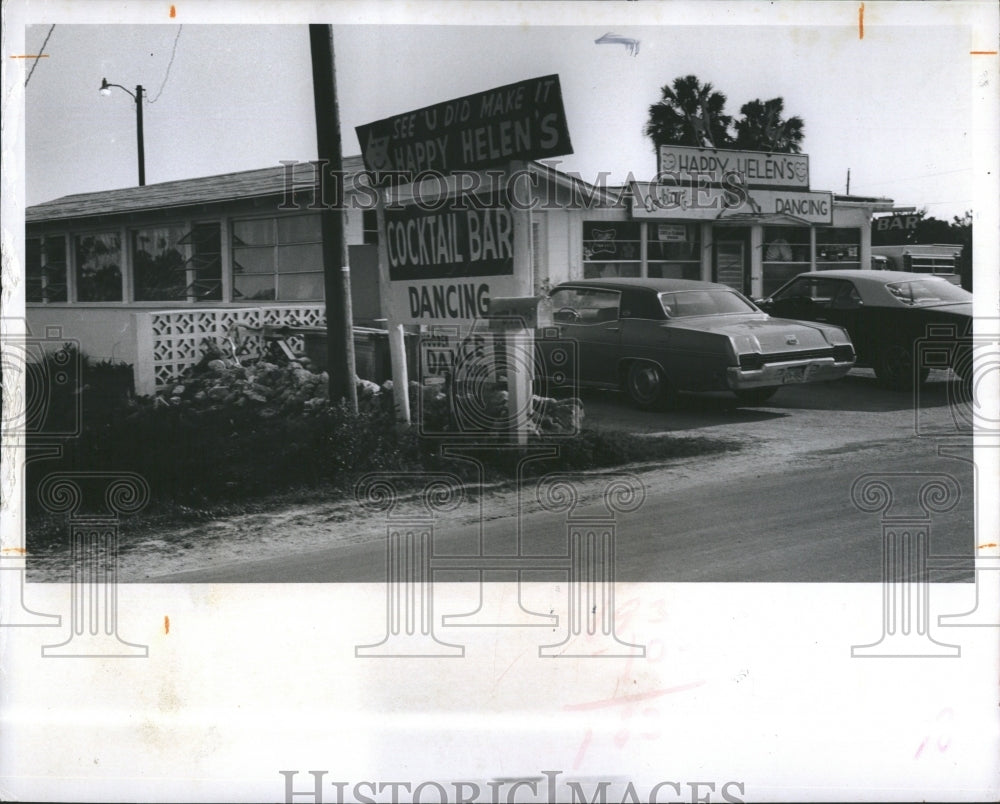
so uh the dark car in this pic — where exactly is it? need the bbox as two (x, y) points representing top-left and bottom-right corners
(756, 270), (972, 390)
(539, 278), (856, 408)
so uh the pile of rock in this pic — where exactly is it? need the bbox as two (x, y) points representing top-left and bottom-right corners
(153, 355), (583, 434)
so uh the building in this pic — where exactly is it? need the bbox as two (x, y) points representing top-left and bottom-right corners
(25, 155), (891, 394)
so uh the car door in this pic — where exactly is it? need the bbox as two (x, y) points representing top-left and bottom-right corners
(549, 286), (622, 387)
(765, 276), (839, 324)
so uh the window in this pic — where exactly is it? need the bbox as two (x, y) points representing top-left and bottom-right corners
(179, 223), (223, 301)
(25, 235), (67, 303)
(620, 289), (665, 320)
(132, 225), (187, 301)
(583, 221), (640, 278)
(659, 289), (756, 318)
(762, 225), (810, 297)
(232, 214), (324, 301)
(75, 232), (122, 301)
(646, 223), (700, 280)
(550, 287), (620, 324)
(816, 227), (861, 271)
(885, 279), (971, 307)
(772, 276), (856, 309)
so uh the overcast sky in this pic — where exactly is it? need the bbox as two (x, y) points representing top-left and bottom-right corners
(18, 4), (990, 221)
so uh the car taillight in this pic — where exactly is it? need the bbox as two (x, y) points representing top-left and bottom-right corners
(832, 344), (855, 362)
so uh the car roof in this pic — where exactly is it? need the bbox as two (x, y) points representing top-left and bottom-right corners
(552, 277), (728, 293)
(788, 269), (951, 284)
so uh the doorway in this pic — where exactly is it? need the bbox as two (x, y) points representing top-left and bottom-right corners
(715, 239), (747, 295)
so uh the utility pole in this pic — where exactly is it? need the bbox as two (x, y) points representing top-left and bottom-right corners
(135, 85), (145, 186)
(846, 168), (851, 195)
(309, 25), (358, 413)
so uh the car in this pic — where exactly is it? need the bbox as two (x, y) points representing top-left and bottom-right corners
(755, 270), (972, 390)
(537, 278), (856, 409)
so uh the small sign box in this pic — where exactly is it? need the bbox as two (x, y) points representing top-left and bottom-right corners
(356, 75), (573, 179)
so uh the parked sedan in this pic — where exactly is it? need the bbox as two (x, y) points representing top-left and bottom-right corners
(756, 270), (972, 390)
(540, 278), (856, 408)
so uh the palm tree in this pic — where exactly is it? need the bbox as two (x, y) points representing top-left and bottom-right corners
(644, 75), (733, 150)
(733, 98), (805, 153)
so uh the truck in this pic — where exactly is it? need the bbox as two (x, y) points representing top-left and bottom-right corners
(869, 243), (963, 285)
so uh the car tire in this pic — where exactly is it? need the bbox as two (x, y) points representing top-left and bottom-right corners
(624, 361), (675, 410)
(734, 387), (779, 406)
(875, 343), (930, 391)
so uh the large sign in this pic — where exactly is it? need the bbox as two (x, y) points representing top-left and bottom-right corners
(385, 192), (521, 324)
(657, 145), (809, 190)
(356, 75), (573, 178)
(631, 182), (832, 225)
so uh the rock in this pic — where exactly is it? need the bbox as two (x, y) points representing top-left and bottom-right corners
(172, 384), (186, 396)
(207, 359), (226, 372)
(356, 378), (381, 397)
(169, 395), (182, 405)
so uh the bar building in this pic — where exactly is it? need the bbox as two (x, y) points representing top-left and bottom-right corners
(24, 153), (892, 394)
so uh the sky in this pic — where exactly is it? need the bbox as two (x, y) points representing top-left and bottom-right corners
(16, 3), (993, 222)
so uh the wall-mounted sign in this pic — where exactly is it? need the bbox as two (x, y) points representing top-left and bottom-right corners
(356, 75), (573, 180)
(657, 223), (688, 242)
(657, 145), (809, 190)
(384, 191), (521, 324)
(631, 182), (832, 225)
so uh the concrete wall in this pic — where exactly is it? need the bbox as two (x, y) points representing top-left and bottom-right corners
(25, 305), (140, 366)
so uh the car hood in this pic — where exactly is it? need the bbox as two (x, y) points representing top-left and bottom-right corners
(667, 314), (842, 350)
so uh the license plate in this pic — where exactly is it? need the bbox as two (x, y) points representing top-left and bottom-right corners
(781, 366), (807, 384)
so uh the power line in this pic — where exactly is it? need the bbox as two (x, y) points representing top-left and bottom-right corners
(24, 25), (55, 87)
(147, 26), (182, 103)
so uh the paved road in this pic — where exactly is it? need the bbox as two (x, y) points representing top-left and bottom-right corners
(146, 370), (976, 584)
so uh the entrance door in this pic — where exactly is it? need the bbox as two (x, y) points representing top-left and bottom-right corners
(715, 240), (746, 294)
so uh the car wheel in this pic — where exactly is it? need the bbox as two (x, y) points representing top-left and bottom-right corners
(624, 361), (674, 410)
(734, 387), (779, 406)
(875, 343), (930, 391)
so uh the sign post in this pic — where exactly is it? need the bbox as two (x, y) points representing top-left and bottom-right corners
(374, 185), (411, 424)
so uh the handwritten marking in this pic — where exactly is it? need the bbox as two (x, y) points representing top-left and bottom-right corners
(970, 51), (998, 55)
(977, 543), (998, 549)
(1, 547), (26, 554)
(595, 33), (640, 57)
(170, 4), (176, 16)
(572, 728), (592, 770)
(562, 681), (705, 712)
(10, 55), (49, 59)
(858, 3), (864, 40)
(164, 615), (170, 635)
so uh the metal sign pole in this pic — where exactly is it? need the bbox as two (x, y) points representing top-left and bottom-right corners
(375, 185), (411, 425)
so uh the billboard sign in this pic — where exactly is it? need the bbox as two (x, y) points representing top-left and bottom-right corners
(385, 191), (522, 324)
(356, 75), (573, 179)
(657, 145), (809, 190)
(631, 182), (832, 225)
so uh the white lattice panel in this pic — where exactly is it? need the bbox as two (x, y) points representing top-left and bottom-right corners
(149, 305), (325, 389)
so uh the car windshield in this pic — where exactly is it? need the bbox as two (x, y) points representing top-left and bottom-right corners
(659, 289), (758, 317)
(885, 279), (972, 306)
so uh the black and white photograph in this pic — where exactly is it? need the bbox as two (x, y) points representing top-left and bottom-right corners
(2, 1), (998, 801)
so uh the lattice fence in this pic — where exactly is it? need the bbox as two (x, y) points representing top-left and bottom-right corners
(149, 305), (325, 389)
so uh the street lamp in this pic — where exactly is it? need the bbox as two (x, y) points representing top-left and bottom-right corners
(99, 77), (145, 186)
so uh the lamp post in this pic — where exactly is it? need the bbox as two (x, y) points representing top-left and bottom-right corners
(99, 78), (145, 186)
